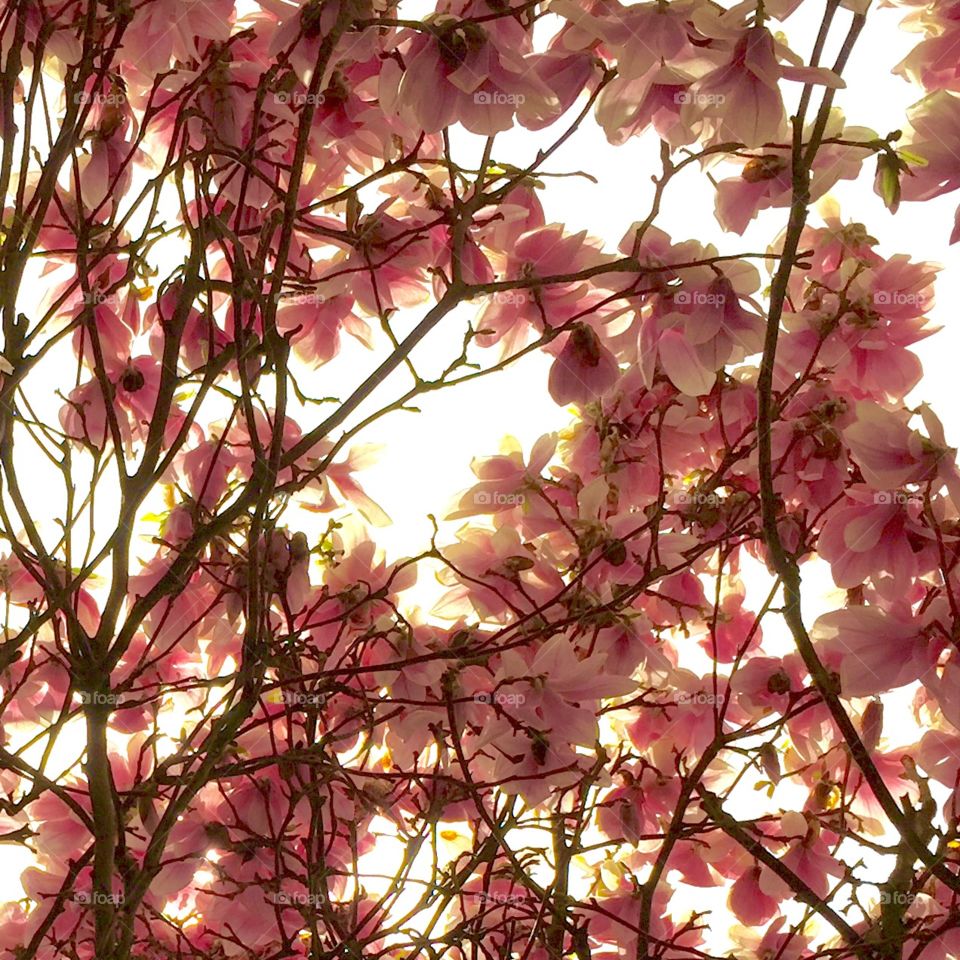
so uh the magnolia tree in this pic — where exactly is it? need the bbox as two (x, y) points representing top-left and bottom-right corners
(4, 0), (960, 958)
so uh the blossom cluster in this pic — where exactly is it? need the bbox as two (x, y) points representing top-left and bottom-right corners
(0, 1), (958, 959)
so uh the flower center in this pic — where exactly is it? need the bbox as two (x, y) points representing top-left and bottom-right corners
(435, 21), (486, 71)
(120, 367), (145, 392)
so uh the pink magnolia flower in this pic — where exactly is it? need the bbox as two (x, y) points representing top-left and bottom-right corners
(768, 388), (851, 511)
(730, 917), (810, 960)
(525, 48), (598, 130)
(692, 27), (844, 147)
(72, 290), (141, 378)
(0, 903), (32, 953)
(145, 279), (229, 373)
(893, 91), (960, 242)
(703, 588), (763, 663)
(496, 634), (636, 727)
(223, 407), (305, 488)
(553, 0), (690, 78)
(628, 669), (724, 759)
(729, 866), (780, 926)
(263, 0), (379, 88)
(817, 486), (936, 588)
(759, 812), (844, 900)
(895, 3), (960, 94)
(118, 0), (234, 78)
(6, 659), (72, 724)
(60, 357), (175, 454)
(547, 323), (620, 407)
(128, 561), (216, 656)
(298, 441), (391, 527)
(473, 182), (546, 253)
(554, 0), (698, 145)
(914, 929), (960, 960)
(276, 288), (372, 367)
(844, 401), (960, 508)
(480, 722), (585, 807)
(778, 252), (938, 403)
(597, 62), (698, 146)
(474, 225), (614, 356)
(811, 605), (938, 697)
(716, 127), (871, 234)
(446, 433), (556, 519)
(596, 766), (681, 845)
(789, 203), (881, 281)
(917, 729), (960, 785)
(763, 831), (844, 900)
(639, 269), (764, 396)
(175, 437), (240, 511)
(729, 655), (804, 719)
(640, 567), (708, 628)
(278, 58), (413, 171)
(27, 794), (91, 870)
(436, 525), (565, 621)
(317, 205), (441, 316)
(381, 9), (566, 135)
(326, 536), (415, 599)
(586, 883), (705, 958)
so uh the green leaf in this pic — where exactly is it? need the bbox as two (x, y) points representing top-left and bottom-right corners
(897, 148), (928, 168)
(875, 153), (902, 214)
